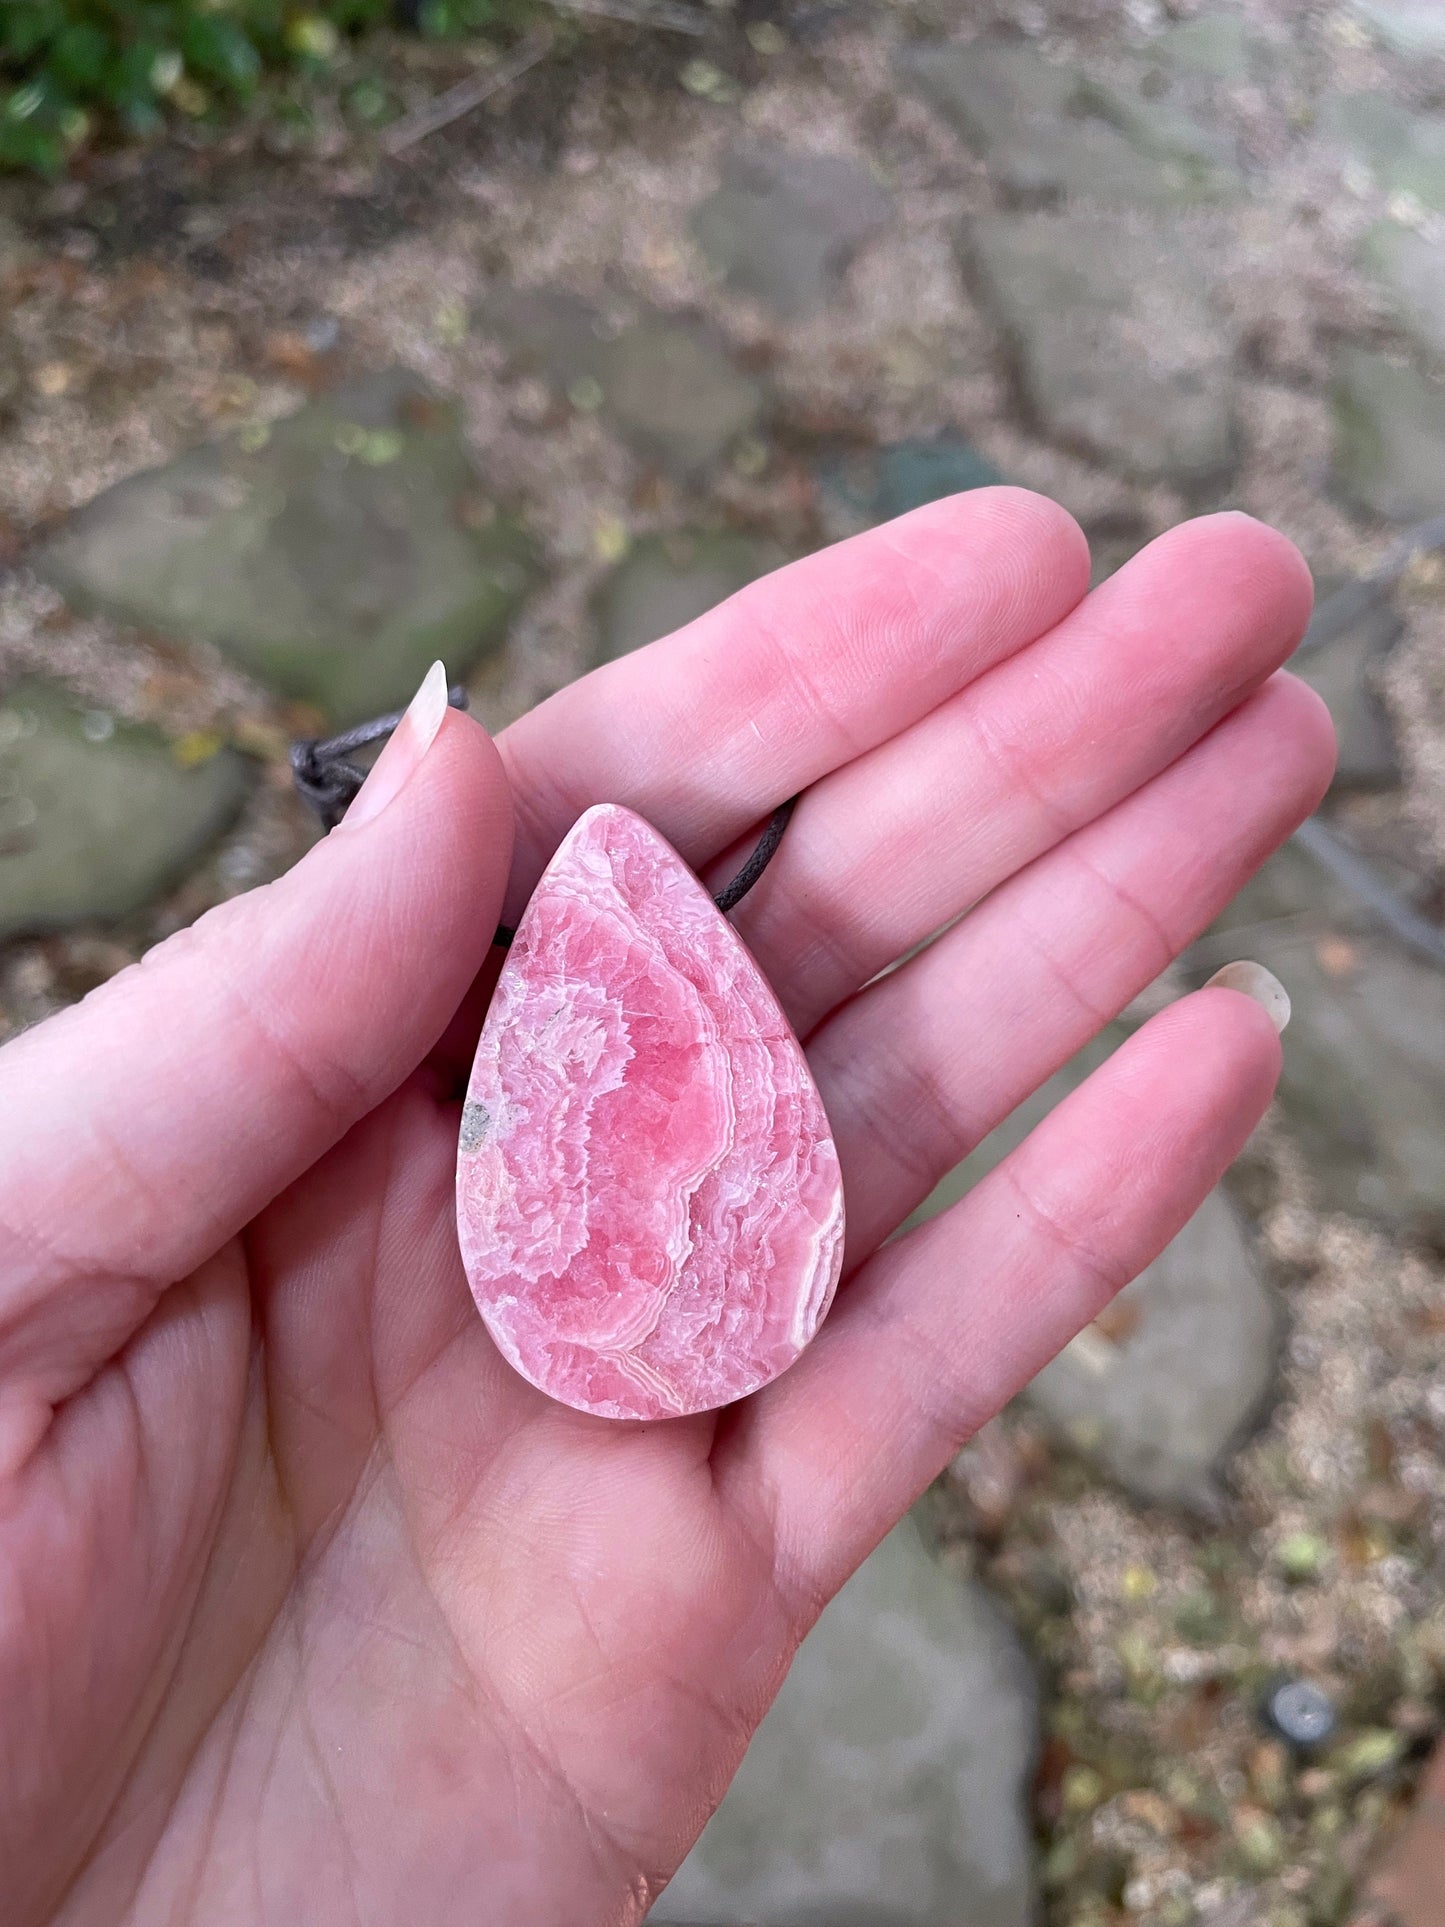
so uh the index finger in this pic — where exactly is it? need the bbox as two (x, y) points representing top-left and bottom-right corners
(496, 488), (1090, 922)
(0, 698), (512, 1444)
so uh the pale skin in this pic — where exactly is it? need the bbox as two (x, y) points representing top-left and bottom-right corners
(0, 491), (1334, 1925)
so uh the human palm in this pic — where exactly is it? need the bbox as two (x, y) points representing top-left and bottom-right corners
(1, 492), (1332, 1925)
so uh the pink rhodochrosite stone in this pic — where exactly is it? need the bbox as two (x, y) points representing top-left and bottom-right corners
(456, 803), (845, 1421)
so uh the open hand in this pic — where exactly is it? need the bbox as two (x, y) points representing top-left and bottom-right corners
(0, 492), (1332, 1925)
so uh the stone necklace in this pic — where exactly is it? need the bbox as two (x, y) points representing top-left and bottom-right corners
(294, 690), (844, 1424)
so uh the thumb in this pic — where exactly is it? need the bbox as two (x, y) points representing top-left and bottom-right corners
(0, 665), (512, 1407)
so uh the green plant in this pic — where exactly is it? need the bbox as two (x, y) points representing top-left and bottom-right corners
(0, 0), (515, 174)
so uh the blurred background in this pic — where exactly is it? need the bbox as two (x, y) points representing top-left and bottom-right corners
(1, 1), (1444, 1922)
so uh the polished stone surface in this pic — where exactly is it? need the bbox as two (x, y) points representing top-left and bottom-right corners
(458, 805), (844, 1420)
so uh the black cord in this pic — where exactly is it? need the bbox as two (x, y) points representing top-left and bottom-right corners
(713, 797), (797, 914)
(290, 686), (473, 831)
(291, 699), (798, 946)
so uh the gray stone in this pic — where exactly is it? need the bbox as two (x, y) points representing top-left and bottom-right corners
(1350, 2), (1445, 58)
(1027, 1190), (1279, 1508)
(1189, 840), (1445, 1237)
(896, 38), (1238, 207)
(898, 39), (1166, 207)
(655, 1513), (1038, 1927)
(1151, 13), (1273, 84)
(482, 290), (764, 477)
(569, 320), (764, 479)
(817, 435), (1005, 538)
(897, 37), (1074, 169)
(1293, 586), (1402, 790)
(0, 678), (249, 941)
(968, 210), (1238, 487)
(479, 287), (607, 385)
(1317, 93), (1445, 212)
(1073, 73), (1237, 175)
(592, 530), (787, 664)
(1331, 348), (1445, 524)
(1360, 222), (1445, 363)
(905, 1027), (1278, 1508)
(37, 369), (539, 725)
(690, 144), (892, 315)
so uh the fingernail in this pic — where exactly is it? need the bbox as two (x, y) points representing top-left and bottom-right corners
(1205, 960), (1291, 1034)
(344, 662), (449, 830)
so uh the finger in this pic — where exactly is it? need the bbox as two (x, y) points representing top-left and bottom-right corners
(727, 512), (1313, 1031)
(498, 488), (1090, 920)
(0, 682), (512, 1412)
(809, 672), (1334, 1258)
(733, 987), (1283, 1605)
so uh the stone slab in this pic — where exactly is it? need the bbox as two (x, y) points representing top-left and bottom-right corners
(1331, 348), (1445, 524)
(1351, 2), (1445, 59)
(1293, 584), (1403, 791)
(1360, 222), (1445, 365)
(655, 1512), (1038, 1927)
(592, 530), (787, 664)
(690, 144), (891, 315)
(1028, 1188), (1279, 1509)
(482, 290), (764, 477)
(905, 1023), (1279, 1508)
(897, 38), (1238, 208)
(0, 677), (249, 940)
(1190, 840), (1445, 1237)
(1318, 93), (1445, 213)
(816, 436), (1005, 538)
(968, 210), (1237, 487)
(1150, 13), (1274, 84)
(37, 369), (539, 724)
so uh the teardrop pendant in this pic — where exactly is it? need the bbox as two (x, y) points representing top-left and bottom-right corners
(456, 804), (845, 1421)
